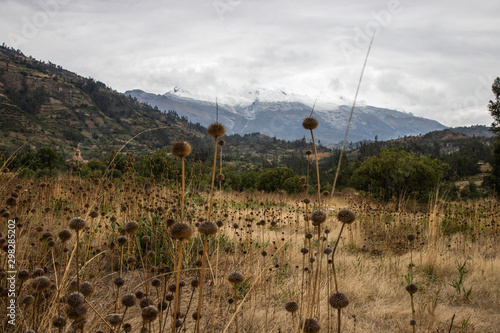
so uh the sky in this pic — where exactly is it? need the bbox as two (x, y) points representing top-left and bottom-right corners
(0, 0), (499, 127)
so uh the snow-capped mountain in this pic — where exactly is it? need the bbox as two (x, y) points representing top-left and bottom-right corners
(124, 87), (447, 145)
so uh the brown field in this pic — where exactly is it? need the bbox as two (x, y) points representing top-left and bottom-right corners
(0, 172), (499, 333)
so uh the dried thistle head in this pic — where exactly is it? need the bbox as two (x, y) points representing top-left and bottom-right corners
(328, 291), (349, 309)
(121, 293), (137, 308)
(302, 117), (319, 130)
(79, 281), (94, 297)
(300, 318), (321, 333)
(52, 316), (67, 328)
(228, 271), (244, 284)
(170, 222), (193, 240)
(284, 301), (299, 313)
(405, 284), (418, 295)
(337, 209), (356, 224)
(67, 292), (85, 308)
(58, 229), (72, 242)
(69, 217), (87, 231)
(106, 314), (123, 327)
(124, 221), (139, 234)
(197, 221), (218, 236)
(141, 305), (158, 323)
(310, 210), (327, 226)
(207, 122), (226, 138)
(31, 276), (51, 292)
(171, 140), (192, 158)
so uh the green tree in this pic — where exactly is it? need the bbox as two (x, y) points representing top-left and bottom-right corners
(488, 77), (500, 193)
(489, 77), (500, 134)
(351, 148), (448, 200)
(256, 167), (297, 192)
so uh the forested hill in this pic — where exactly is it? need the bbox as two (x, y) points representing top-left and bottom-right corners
(0, 45), (213, 160)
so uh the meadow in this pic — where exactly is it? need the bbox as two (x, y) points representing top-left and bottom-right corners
(0, 153), (499, 333)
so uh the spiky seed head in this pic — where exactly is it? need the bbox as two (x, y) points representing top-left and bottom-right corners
(117, 236), (127, 246)
(337, 209), (356, 224)
(124, 221), (139, 234)
(166, 218), (175, 227)
(170, 222), (193, 240)
(407, 234), (415, 242)
(217, 174), (225, 181)
(89, 210), (99, 218)
(32, 268), (45, 277)
(171, 141), (192, 158)
(135, 290), (145, 299)
(18, 269), (30, 281)
(67, 292), (85, 308)
(310, 210), (327, 226)
(121, 293), (137, 308)
(139, 297), (154, 309)
(151, 278), (161, 288)
(68, 217), (87, 231)
(300, 176), (307, 183)
(79, 281), (94, 297)
(106, 314), (123, 327)
(285, 301), (299, 313)
(141, 305), (158, 322)
(197, 221), (218, 236)
(406, 284), (418, 295)
(300, 248), (309, 255)
(65, 304), (87, 320)
(302, 184), (309, 191)
(113, 277), (125, 288)
(207, 122), (226, 138)
(58, 229), (72, 242)
(31, 276), (51, 292)
(6, 197), (17, 207)
(324, 248), (333, 255)
(322, 190), (330, 196)
(410, 320), (417, 326)
(192, 311), (201, 320)
(165, 293), (174, 302)
(329, 292), (349, 309)
(305, 150), (312, 156)
(127, 255), (137, 265)
(228, 271), (244, 284)
(302, 117), (319, 130)
(123, 323), (132, 332)
(52, 316), (67, 328)
(216, 220), (223, 227)
(191, 279), (200, 288)
(305, 233), (313, 239)
(22, 295), (35, 305)
(300, 318), (321, 333)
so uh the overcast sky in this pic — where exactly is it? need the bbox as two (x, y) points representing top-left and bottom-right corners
(1, 0), (499, 127)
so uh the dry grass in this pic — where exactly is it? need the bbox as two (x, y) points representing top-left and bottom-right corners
(0, 171), (499, 332)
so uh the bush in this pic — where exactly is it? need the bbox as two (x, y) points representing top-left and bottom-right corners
(351, 148), (448, 201)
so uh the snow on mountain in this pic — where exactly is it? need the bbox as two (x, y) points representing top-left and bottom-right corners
(125, 87), (447, 145)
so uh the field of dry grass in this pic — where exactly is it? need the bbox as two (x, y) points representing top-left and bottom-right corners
(0, 169), (499, 333)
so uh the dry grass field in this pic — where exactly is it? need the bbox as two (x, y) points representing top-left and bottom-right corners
(0, 168), (499, 333)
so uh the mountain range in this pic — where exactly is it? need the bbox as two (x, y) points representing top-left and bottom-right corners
(125, 87), (448, 146)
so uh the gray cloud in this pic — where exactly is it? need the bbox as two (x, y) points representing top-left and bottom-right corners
(1, 0), (498, 127)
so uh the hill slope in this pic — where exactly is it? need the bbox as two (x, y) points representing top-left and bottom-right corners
(0, 46), (209, 160)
